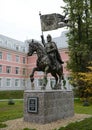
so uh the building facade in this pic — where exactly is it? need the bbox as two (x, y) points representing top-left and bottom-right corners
(0, 31), (72, 91)
(0, 34), (28, 90)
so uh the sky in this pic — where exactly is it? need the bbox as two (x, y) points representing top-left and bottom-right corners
(0, 0), (67, 42)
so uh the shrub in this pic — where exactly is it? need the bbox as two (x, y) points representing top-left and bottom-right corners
(8, 98), (15, 105)
(0, 123), (7, 128)
(23, 128), (30, 130)
(88, 97), (92, 104)
(23, 128), (36, 130)
(83, 100), (90, 106)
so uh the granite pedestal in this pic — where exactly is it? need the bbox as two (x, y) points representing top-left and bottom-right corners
(24, 90), (74, 124)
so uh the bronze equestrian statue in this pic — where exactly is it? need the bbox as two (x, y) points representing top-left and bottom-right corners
(27, 36), (64, 89)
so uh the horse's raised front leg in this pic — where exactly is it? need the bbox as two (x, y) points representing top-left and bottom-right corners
(30, 67), (39, 80)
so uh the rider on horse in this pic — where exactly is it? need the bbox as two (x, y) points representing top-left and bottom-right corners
(41, 34), (64, 70)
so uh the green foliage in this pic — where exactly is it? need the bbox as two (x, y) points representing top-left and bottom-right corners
(69, 66), (92, 99)
(63, 0), (92, 97)
(0, 90), (24, 99)
(88, 97), (92, 104)
(55, 117), (92, 130)
(90, 0), (92, 12)
(8, 98), (15, 105)
(0, 122), (7, 128)
(83, 100), (90, 106)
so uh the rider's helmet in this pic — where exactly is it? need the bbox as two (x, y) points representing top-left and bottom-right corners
(47, 34), (52, 42)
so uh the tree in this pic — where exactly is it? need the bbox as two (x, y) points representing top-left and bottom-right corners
(63, 0), (92, 98)
(90, 0), (92, 12)
(69, 66), (92, 98)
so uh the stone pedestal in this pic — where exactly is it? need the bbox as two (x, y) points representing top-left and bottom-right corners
(24, 90), (74, 124)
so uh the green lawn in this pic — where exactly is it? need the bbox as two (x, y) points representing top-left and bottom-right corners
(0, 90), (24, 99)
(53, 117), (92, 130)
(0, 99), (92, 123)
(0, 98), (92, 129)
(0, 100), (23, 122)
(74, 99), (92, 115)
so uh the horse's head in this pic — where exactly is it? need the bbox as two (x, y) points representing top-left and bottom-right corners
(27, 39), (35, 56)
(27, 39), (46, 60)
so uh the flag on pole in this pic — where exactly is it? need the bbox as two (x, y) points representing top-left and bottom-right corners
(40, 13), (67, 31)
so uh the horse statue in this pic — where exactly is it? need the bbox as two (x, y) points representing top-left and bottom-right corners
(27, 39), (64, 89)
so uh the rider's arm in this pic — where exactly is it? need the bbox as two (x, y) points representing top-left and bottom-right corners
(41, 35), (45, 46)
(47, 42), (57, 53)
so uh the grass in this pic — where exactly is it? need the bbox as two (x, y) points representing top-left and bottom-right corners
(53, 99), (92, 130)
(0, 98), (92, 122)
(0, 100), (23, 122)
(0, 90), (24, 99)
(74, 98), (92, 115)
(53, 117), (92, 130)
(0, 98), (92, 130)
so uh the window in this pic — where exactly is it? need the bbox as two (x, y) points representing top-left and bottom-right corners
(15, 67), (19, 74)
(23, 57), (25, 64)
(0, 78), (2, 87)
(16, 55), (19, 62)
(0, 65), (2, 73)
(22, 47), (25, 52)
(0, 40), (2, 44)
(50, 78), (55, 88)
(15, 79), (19, 87)
(7, 53), (11, 61)
(37, 71), (43, 75)
(6, 66), (11, 73)
(6, 79), (11, 87)
(23, 68), (26, 75)
(16, 45), (19, 51)
(23, 79), (25, 86)
(0, 52), (2, 59)
(38, 79), (43, 86)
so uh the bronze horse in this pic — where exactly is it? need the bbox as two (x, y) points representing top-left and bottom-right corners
(27, 40), (64, 89)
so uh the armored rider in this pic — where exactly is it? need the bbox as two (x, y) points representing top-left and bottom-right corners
(41, 34), (64, 70)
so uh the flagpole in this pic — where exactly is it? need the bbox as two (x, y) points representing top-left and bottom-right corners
(39, 11), (43, 35)
(39, 11), (45, 46)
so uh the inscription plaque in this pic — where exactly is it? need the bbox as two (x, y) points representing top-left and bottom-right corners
(28, 97), (38, 113)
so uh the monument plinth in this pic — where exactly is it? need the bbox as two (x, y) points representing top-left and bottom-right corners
(24, 90), (74, 124)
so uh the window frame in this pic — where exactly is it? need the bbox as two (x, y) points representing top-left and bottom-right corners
(16, 55), (20, 62)
(23, 57), (26, 64)
(0, 78), (2, 87)
(15, 79), (20, 87)
(0, 52), (2, 59)
(0, 65), (2, 73)
(6, 66), (11, 73)
(6, 78), (11, 87)
(15, 67), (19, 74)
(7, 53), (12, 61)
